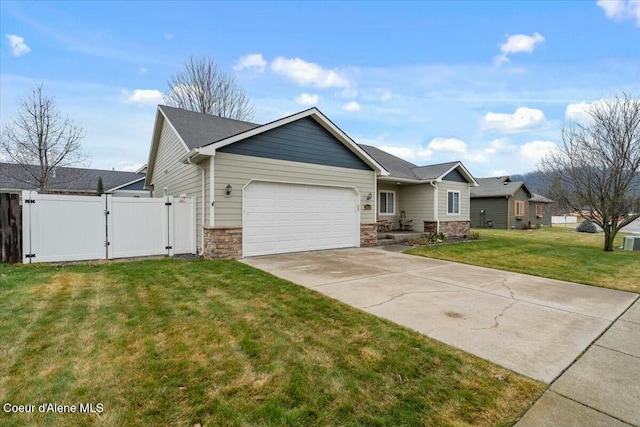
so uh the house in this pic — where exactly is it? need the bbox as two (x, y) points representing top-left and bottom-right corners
(359, 145), (478, 237)
(145, 105), (477, 259)
(470, 176), (553, 229)
(0, 163), (149, 197)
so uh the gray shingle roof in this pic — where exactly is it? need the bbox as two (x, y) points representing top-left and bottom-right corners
(530, 193), (554, 203)
(359, 145), (418, 179)
(359, 144), (463, 182)
(159, 105), (260, 149)
(412, 161), (461, 181)
(0, 163), (145, 193)
(471, 176), (534, 198)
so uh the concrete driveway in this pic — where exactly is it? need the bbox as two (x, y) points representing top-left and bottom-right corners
(242, 247), (637, 383)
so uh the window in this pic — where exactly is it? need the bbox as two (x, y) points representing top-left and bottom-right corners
(535, 204), (544, 217)
(379, 191), (395, 215)
(447, 191), (460, 215)
(514, 200), (525, 217)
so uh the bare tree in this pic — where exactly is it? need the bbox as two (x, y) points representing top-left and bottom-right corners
(542, 93), (640, 251)
(164, 56), (255, 121)
(1, 83), (87, 193)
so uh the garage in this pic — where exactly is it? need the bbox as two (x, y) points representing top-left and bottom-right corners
(243, 181), (360, 257)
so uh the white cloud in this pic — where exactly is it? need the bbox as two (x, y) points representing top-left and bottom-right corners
(343, 101), (361, 112)
(271, 57), (350, 88)
(597, 0), (640, 26)
(139, 67), (148, 74)
(121, 89), (163, 105)
(6, 34), (30, 57)
(295, 93), (319, 105)
(483, 107), (546, 133)
(494, 32), (544, 65)
(565, 99), (614, 123)
(484, 138), (517, 154)
(427, 137), (468, 154)
(233, 53), (267, 73)
(520, 140), (559, 162)
(492, 170), (510, 177)
(164, 33), (174, 40)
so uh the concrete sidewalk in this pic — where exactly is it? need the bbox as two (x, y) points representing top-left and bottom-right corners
(516, 298), (640, 427)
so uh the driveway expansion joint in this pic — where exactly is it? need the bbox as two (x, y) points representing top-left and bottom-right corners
(593, 343), (640, 359)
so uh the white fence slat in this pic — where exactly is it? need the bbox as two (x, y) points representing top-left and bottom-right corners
(29, 193), (106, 263)
(172, 197), (196, 255)
(109, 197), (168, 259)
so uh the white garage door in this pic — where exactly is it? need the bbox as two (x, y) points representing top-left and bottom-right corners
(243, 181), (360, 257)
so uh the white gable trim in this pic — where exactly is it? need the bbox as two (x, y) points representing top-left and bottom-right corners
(107, 176), (146, 192)
(198, 108), (388, 176)
(145, 107), (191, 188)
(437, 162), (478, 186)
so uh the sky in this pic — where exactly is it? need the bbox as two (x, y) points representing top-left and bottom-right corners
(1, 1), (639, 177)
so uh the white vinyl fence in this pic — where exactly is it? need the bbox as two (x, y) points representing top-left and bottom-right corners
(22, 191), (195, 264)
(552, 215), (578, 225)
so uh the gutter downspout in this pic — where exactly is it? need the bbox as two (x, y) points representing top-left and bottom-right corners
(187, 158), (206, 256)
(430, 181), (440, 234)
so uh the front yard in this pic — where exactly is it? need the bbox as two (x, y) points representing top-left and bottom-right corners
(0, 259), (543, 426)
(407, 227), (640, 293)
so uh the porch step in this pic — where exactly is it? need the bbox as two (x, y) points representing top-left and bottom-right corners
(376, 238), (397, 246)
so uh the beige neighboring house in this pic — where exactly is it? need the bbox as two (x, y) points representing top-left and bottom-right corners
(144, 105), (477, 259)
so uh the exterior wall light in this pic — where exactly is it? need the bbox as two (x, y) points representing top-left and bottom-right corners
(367, 192), (373, 200)
(225, 184), (232, 196)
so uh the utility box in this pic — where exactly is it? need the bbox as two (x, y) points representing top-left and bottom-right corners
(623, 236), (640, 251)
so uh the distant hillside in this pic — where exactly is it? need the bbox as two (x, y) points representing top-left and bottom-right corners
(511, 171), (550, 195)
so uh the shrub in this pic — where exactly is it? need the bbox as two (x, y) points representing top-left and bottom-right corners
(469, 231), (480, 240)
(576, 220), (598, 233)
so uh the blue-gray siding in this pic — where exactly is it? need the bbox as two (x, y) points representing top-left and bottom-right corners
(218, 117), (371, 171)
(443, 168), (467, 183)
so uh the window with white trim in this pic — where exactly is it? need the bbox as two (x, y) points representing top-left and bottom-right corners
(379, 191), (395, 215)
(447, 191), (460, 215)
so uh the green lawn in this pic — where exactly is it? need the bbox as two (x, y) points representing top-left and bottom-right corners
(0, 259), (543, 426)
(407, 227), (640, 293)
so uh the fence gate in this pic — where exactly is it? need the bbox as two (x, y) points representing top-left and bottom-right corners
(1, 193), (22, 263)
(21, 191), (195, 264)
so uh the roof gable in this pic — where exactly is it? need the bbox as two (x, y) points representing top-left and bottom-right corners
(471, 177), (532, 198)
(360, 145), (477, 184)
(196, 108), (386, 174)
(218, 116), (371, 170)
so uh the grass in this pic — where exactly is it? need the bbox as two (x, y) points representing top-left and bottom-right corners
(407, 227), (640, 293)
(0, 259), (544, 426)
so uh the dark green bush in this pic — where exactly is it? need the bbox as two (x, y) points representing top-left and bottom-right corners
(576, 220), (597, 233)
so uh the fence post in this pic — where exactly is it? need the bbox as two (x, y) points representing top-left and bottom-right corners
(104, 194), (111, 260)
(166, 196), (174, 256)
(21, 191), (33, 264)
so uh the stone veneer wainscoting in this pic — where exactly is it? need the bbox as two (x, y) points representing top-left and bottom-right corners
(360, 223), (377, 247)
(203, 227), (242, 260)
(423, 221), (470, 239)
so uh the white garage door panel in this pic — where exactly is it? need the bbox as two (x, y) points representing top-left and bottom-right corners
(243, 182), (359, 257)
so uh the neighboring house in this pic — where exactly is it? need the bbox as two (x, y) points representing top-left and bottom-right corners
(0, 163), (149, 197)
(470, 176), (553, 229)
(145, 105), (477, 259)
(359, 145), (478, 237)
